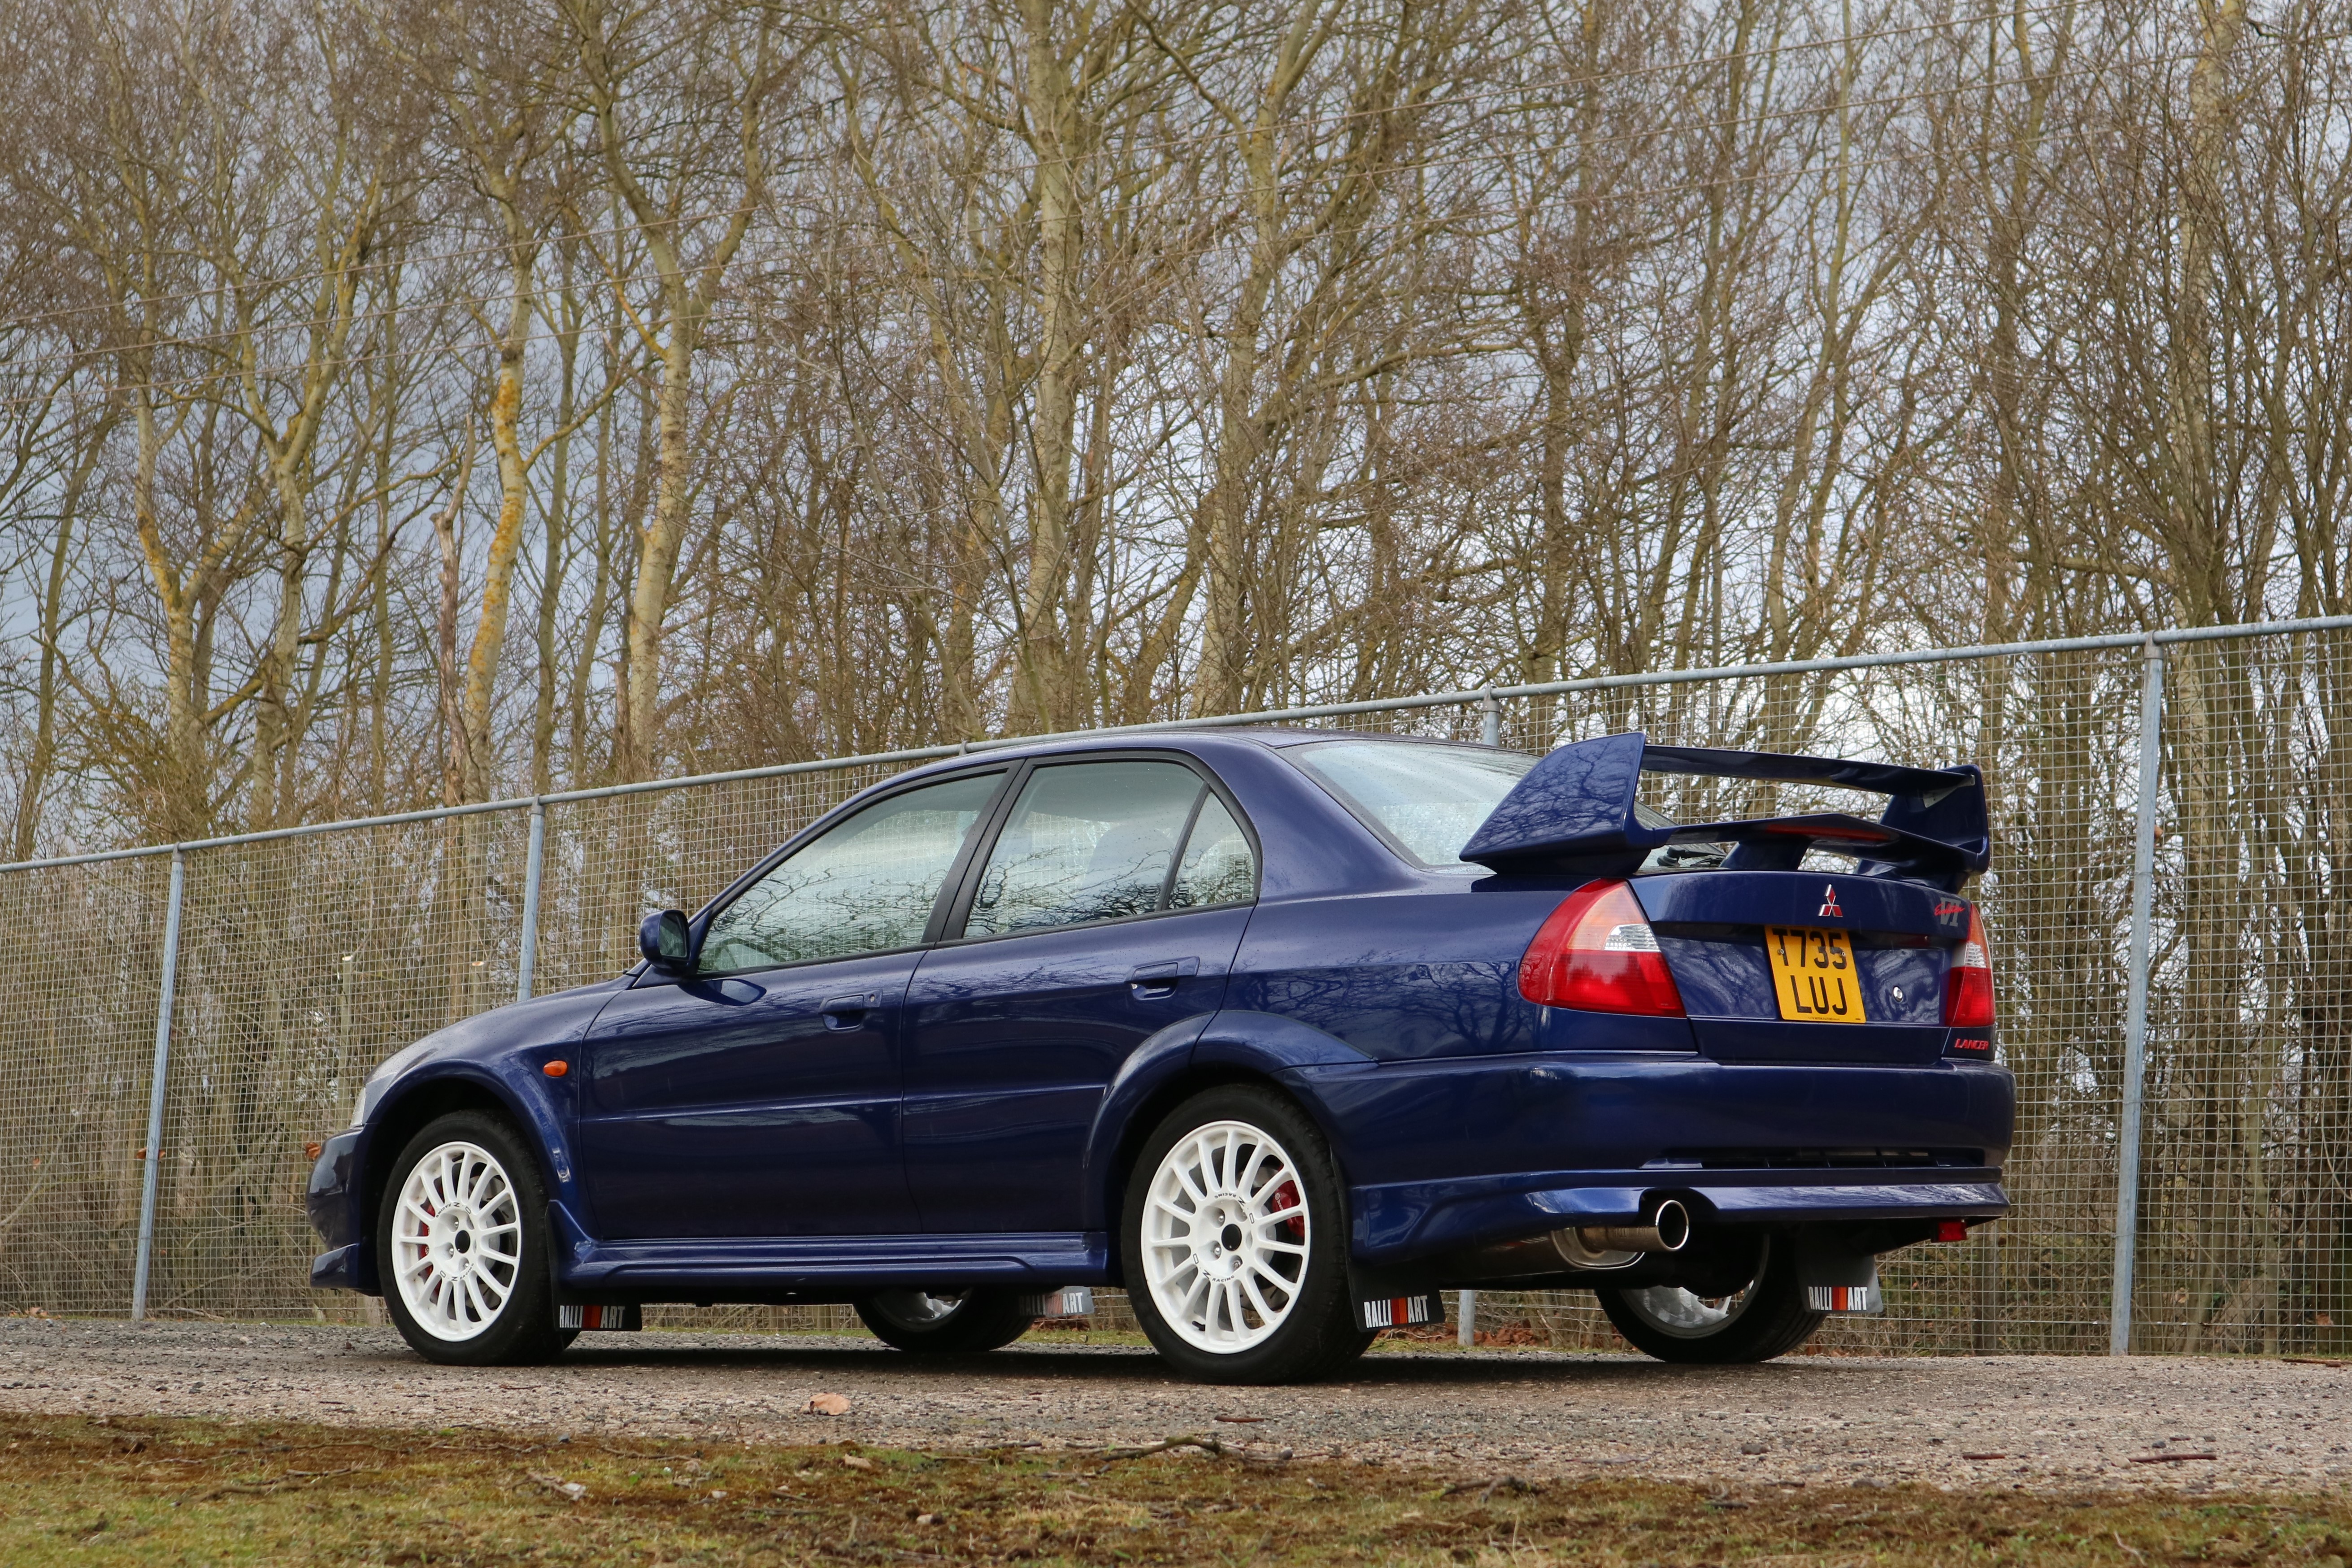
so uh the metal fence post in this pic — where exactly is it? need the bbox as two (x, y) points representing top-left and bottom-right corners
(517, 799), (546, 1004)
(1457, 1288), (1477, 1347)
(130, 847), (186, 1321)
(1479, 694), (1502, 747)
(2109, 638), (2165, 1356)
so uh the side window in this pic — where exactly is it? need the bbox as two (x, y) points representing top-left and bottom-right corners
(965, 760), (1246, 938)
(698, 772), (1003, 975)
(1169, 795), (1256, 908)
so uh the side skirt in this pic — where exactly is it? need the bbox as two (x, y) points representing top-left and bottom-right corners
(547, 1203), (1109, 1298)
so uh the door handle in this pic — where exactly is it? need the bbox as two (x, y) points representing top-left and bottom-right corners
(1129, 959), (1200, 999)
(821, 993), (880, 1030)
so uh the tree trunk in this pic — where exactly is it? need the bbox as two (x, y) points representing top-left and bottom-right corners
(459, 269), (540, 803)
(1004, 0), (1088, 734)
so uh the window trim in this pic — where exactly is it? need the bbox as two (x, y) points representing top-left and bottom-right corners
(932, 749), (1262, 950)
(659, 764), (1015, 983)
(1156, 788), (1212, 910)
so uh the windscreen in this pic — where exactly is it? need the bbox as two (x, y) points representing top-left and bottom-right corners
(1288, 739), (1538, 868)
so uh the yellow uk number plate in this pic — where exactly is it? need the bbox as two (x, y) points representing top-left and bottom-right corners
(1765, 926), (1868, 1024)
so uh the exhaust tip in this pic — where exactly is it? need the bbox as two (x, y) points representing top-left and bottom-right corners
(1561, 1198), (1694, 1261)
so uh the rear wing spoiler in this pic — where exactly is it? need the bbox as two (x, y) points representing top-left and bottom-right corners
(1459, 731), (1989, 891)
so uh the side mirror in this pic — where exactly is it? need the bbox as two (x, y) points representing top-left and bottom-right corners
(638, 909), (696, 975)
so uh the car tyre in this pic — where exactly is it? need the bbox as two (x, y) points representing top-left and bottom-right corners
(375, 1111), (575, 1367)
(855, 1289), (1035, 1353)
(1122, 1085), (1374, 1385)
(1594, 1235), (1826, 1364)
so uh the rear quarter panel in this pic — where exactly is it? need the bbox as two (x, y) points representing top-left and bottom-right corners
(1228, 885), (1560, 1062)
(1212, 739), (1569, 1064)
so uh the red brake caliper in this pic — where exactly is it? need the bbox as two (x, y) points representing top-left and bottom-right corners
(1271, 1180), (1304, 1243)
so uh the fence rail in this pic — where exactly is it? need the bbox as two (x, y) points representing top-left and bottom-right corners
(6, 614), (2351, 1357)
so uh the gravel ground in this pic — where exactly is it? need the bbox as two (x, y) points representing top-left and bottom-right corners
(3, 1319), (2347, 1492)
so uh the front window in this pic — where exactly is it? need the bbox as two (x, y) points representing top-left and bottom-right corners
(699, 772), (1004, 974)
(1288, 739), (1536, 869)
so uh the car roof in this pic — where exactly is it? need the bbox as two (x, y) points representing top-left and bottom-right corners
(873, 725), (1512, 789)
(934, 724), (1500, 761)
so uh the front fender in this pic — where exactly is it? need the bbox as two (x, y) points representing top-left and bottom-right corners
(1078, 1009), (1375, 1232)
(371, 1053), (580, 1199)
(323, 1045), (587, 1294)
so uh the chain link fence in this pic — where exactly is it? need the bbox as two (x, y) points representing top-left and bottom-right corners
(2, 621), (2347, 1359)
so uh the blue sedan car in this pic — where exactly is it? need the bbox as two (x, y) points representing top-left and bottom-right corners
(308, 729), (2010, 1384)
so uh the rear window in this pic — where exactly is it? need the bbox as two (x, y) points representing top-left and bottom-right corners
(1288, 740), (1537, 869)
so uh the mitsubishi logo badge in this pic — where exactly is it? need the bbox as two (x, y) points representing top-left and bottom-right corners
(1818, 882), (1844, 919)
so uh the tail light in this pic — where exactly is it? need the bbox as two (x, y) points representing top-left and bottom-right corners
(1519, 880), (1686, 1016)
(1942, 904), (1995, 1027)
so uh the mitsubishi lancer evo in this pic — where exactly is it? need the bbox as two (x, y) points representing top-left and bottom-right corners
(308, 730), (2008, 1383)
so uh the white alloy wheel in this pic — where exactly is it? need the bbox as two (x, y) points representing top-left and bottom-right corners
(1140, 1119), (1312, 1355)
(391, 1140), (525, 1342)
(1616, 1279), (1759, 1339)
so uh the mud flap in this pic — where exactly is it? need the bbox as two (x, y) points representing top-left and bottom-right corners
(545, 1202), (642, 1329)
(1017, 1287), (1095, 1317)
(1796, 1234), (1883, 1314)
(557, 1303), (643, 1331)
(1349, 1261), (1441, 1330)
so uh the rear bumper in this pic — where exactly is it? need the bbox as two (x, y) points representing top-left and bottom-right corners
(1351, 1168), (2004, 1264)
(1287, 1051), (2013, 1264)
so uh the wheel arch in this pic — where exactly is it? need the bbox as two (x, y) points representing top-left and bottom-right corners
(1083, 1010), (1372, 1268)
(360, 1068), (562, 1266)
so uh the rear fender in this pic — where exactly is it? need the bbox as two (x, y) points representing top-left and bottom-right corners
(1080, 1015), (1213, 1234)
(1194, 1010), (1381, 1074)
(1078, 1010), (1374, 1233)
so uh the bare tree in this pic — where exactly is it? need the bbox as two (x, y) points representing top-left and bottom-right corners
(562, 0), (794, 781)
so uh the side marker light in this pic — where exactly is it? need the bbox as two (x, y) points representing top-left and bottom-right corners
(543, 1060), (570, 1078)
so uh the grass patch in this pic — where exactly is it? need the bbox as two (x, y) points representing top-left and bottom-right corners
(0, 1412), (2346, 1565)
